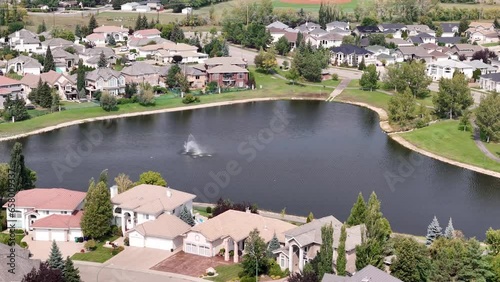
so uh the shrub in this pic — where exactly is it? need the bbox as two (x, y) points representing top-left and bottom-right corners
(206, 81), (218, 93)
(415, 119), (428, 129)
(206, 206), (212, 214)
(19, 242), (28, 248)
(219, 248), (225, 256)
(136, 89), (156, 106)
(331, 73), (339, 81)
(182, 94), (200, 104)
(268, 259), (284, 277)
(207, 272), (215, 276)
(14, 229), (24, 234)
(124, 237), (129, 246)
(110, 225), (122, 237)
(93, 90), (102, 101)
(117, 98), (135, 105)
(240, 276), (257, 282)
(229, 250), (234, 257)
(238, 270), (246, 278)
(111, 246), (124, 256)
(100, 92), (118, 111)
(84, 239), (97, 251)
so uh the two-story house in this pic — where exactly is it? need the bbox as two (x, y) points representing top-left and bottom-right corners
(93, 25), (129, 42)
(409, 33), (436, 45)
(51, 47), (79, 72)
(20, 71), (78, 100)
(273, 216), (363, 275)
(450, 44), (483, 60)
(110, 184), (196, 250)
(0, 76), (24, 109)
(378, 23), (405, 39)
(441, 23), (459, 37)
(2, 188), (86, 241)
(121, 61), (162, 85)
(8, 29), (42, 53)
(330, 44), (376, 66)
(85, 67), (126, 96)
(4, 55), (42, 75)
(78, 47), (117, 68)
(426, 59), (474, 80)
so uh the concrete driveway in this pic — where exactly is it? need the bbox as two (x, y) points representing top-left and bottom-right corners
(22, 237), (84, 260)
(105, 246), (178, 270)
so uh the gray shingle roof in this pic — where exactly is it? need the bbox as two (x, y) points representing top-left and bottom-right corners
(86, 67), (122, 81)
(121, 61), (159, 76)
(441, 23), (459, 33)
(480, 72), (500, 82)
(322, 265), (403, 282)
(331, 44), (373, 55)
(0, 243), (41, 282)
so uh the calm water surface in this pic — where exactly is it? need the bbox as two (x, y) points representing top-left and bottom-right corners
(0, 101), (499, 239)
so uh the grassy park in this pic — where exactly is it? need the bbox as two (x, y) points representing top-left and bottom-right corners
(335, 88), (392, 111)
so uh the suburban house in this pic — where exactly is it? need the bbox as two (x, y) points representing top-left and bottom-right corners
(51, 47), (79, 72)
(128, 37), (171, 48)
(436, 36), (462, 47)
(273, 216), (363, 274)
(207, 64), (249, 88)
(468, 30), (499, 43)
(378, 23), (405, 38)
(132, 28), (161, 39)
(2, 188), (86, 241)
(326, 21), (350, 32)
(0, 76), (23, 109)
(479, 73), (500, 92)
(184, 210), (295, 262)
(154, 49), (208, 64)
(330, 44), (376, 67)
(406, 25), (435, 36)
(426, 59), (474, 80)
(0, 243), (41, 282)
(307, 32), (344, 48)
(386, 38), (414, 47)
(20, 71), (78, 100)
(466, 22), (496, 35)
(267, 21), (289, 30)
(409, 33), (436, 45)
(93, 25), (129, 42)
(322, 265), (403, 282)
(440, 23), (459, 37)
(3, 55), (42, 75)
(136, 5), (151, 12)
(121, 61), (163, 85)
(465, 59), (497, 75)
(295, 22), (321, 33)
(8, 29), (42, 53)
(110, 184), (196, 236)
(84, 33), (107, 47)
(353, 26), (382, 37)
(79, 47), (117, 68)
(450, 44), (482, 60)
(121, 1), (139, 10)
(85, 67), (126, 96)
(41, 38), (80, 53)
(138, 42), (202, 60)
(185, 65), (207, 89)
(269, 27), (286, 43)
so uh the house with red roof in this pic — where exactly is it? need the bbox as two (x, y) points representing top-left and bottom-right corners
(2, 188), (86, 242)
(132, 28), (161, 39)
(93, 25), (129, 42)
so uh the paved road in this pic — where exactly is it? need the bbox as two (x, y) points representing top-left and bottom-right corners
(75, 261), (205, 282)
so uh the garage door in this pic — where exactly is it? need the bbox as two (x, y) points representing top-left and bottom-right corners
(129, 231), (145, 248)
(145, 237), (172, 251)
(35, 229), (49, 241)
(185, 243), (197, 254)
(199, 245), (211, 257)
(51, 230), (66, 242)
(69, 230), (82, 241)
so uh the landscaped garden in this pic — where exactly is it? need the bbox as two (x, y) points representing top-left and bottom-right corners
(71, 235), (122, 263)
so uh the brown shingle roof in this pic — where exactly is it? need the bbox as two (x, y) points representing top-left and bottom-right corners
(2, 188), (86, 210)
(129, 213), (191, 239)
(206, 65), (249, 74)
(31, 211), (83, 229)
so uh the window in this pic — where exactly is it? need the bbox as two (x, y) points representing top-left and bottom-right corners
(60, 211), (68, 214)
(144, 214), (149, 220)
(195, 76), (200, 79)
(44, 211), (49, 215)
(238, 73), (244, 79)
(280, 256), (285, 267)
(199, 246), (210, 256)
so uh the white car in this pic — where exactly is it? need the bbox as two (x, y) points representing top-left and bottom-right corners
(120, 47), (129, 52)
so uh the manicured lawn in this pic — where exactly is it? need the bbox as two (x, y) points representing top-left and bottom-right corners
(484, 142), (500, 159)
(335, 88), (392, 111)
(193, 206), (212, 217)
(206, 264), (243, 282)
(60, 101), (100, 110)
(275, 69), (340, 88)
(416, 91), (438, 108)
(71, 236), (119, 263)
(347, 79), (360, 88)
(0, 233), (25, 245)
(400, 120), (500, 173)
(481, 42), (499, 47)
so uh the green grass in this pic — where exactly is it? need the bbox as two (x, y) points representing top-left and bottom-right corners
(0, 233), (25, 245)
(60, 101), (100, 110)
(335, 88), (392, 111)
(275, 69), (340, 88)
(347, 79), (360, 88)
(27, 109), (49, 118)
(400, 120), (500, 173)
(71, 235), (119, 263)
(0, 69), (325, 138)
(271, 0), (370, 13)
(416, 91), (437, 108)
(206, 264), (243, 282)
(481, 42), (499, 47)
(193, 206), (212, 217)
(439, 2), (499, 9)
(484, 142), (500, 159)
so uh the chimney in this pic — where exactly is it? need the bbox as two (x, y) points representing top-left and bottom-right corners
(166, 187), (172, 198)
(245, 207), (251, 213)
(109, 185), (118, 198)
(16, 31), (20, 38)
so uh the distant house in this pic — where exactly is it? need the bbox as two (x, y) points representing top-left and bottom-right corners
(269, 27), (286, 43)
(306, 32), (344, 48)
(326, 21), (350, 32)
(468, 30), (499, 43)
(0, 76), (23, 109)
(441, 23), (459, 37)
(79, 47), (117, 68)
(121, 61), (162, 85)
(41, 38), (81, 55)
(132, 29), (161, 39)
(426, 59), (474, 80)
(395, 46), (433, 62)
(93, 25), (129, 42)
(4, 55), (42, 75)
(353, 26), (382, 37)
(1, 188), (86, 241)
(51, 47), (79, 72)
(138, 42), (197, 57)
(406, 25), (435, 36)
(436, 36), (462, 47)
(465, 59), (497, 75)
(378, 23), (405, 39)
(467, 22), (495, 33)
(409, 32), (436, 45)
(322, 265), (403, 282)
(450, 44), (483, 60)
(85, 33), (107, 47)
(295, 22), (321, 33)
(330, 44), (376, 67)
(183, 210), (295, 262)
(181, 7), (193, 14)
(21, 71), (78, 100)
(479, 73), (500, 92)
(386, 38), (413, 48)
(8, 29), (42, 53)
(273, 216), (363, 274)
(128, 37), (171, 48)
(205, 57), (247, 69)
(136, 5), (151, 12)
(121, 2), (139, 10)
(85, 68), (126, 96)
(267, 21), (289, 30)
(0, 243), (41, 282)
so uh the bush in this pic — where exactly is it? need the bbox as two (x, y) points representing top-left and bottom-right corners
(207, 272), (215, 276)
(19, 242), (28, 248)
(331, 73), (339, 81)
(182, 94), (200, 104)
(111, 246), (124, 256)
(229, 250), (234, 257)
(206, 206), (212, 214)
(206, 81), (218, 93)
(240, 276), (257, 282)
(100, 92), (118, 111)
(84, 240), (97, 251)
(93, 90), (102, 101)
(415, 119), (428, 129)
(268, 259), (284, 278)
(136, 90), (156, 106)
(219, 248), (225, 256)
(14, 229), (24, 234)
(124, 237), (129, 246)
(238, 270), (246, 278)
(117, 98), (135, 105)
(110, 225), (123, 237)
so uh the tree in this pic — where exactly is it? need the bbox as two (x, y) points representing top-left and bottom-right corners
(495, 18), (500, 29)
(459, 110), (471, 131)
(22, 262), (64, 282)
(112, 0), (122, 10)
(79, 89), (86, 100)
(137, 171), (167, 186)
(306, 212), (314, 223)
(365, 192), (391, 242)
(35, 82), (53, 109)
(296, 32), (304, 48)
(166, 64), (181, 88)
(88, 15), (97, 33)
(255, 47), (277, 73)
(288, 271), (319, 282)
(47, 240), (64, 272)
(384, 61), (431, 98)
(426, 216), (442, 245)
(63, 256), (80, 282)
(444, 218), (455, 239)
(114, 173), (133, 193)
(471, 48), (498, 64)
(368, 34), (385, 46)
(51, 90), (60, 112)
(3, 94), (29, 122)
(346, 193), (367, 226)
(275, 36), (290, 56)
(108, 35), (116, 46)
(361, 16), (379, 26)
(285, 67), (301, 85)
(390, 236), (431, 282)
(342, 35), (355, 45)
(472, 68), (481, 82)
(242, 229), (268, 276)
(388, 88), (416, 126)
(74, 25), (82, 39)
(170, 24), (185, 43)
(43, 46), (55, 72)
(97, 51), (107, 68)
(336, 224), (347, 276)
(77, 59), (85, 92)
(179, 205), (195, 226)
(359, 65), (378, 91)
(358, 57), (366, 70)
(486, 228), (500, 256)
(100, 92), (117, 111)
(475, 92), (500, 142)
(0, 164), (9, 204)
(433, 72), (473, 119)
(9, 142), (36, 194)
(175, 73), (189, 93)
(37, 20), (46, 34)
(317, 223), (334, 280)
(80, 179), (113, 239)
(355, 239), (384, 270)
(458, 18), (470, 36)
(267, 233), (280, 257)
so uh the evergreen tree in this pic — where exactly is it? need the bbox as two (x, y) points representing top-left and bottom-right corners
(275, 35), (291, 56)
(43, 46), (55, 72)
(79, 89), (86, 100)
(166, 64), (181, 88)
(51, 90), (60, 112)
(88, 15), (97, 33)
(141, 15), (148, 30)
(170, 24), (185, 43)
(9, 142), (36, 193)
(77, 59), (85, 92)
(37, 20), (46, 34)
(37, 82), (53, 108)
(365, 192), (391, 242)
(80, 179), (113, 239)
(47, 240), (64, 272)
(267, 233), (280, 257)
(346, 192), (367, 226)
(3, 94), (29, 122)
(444, 218), (455, 239)
(336, 224), (347, 276)
(75, 24), (82, 39)
(179, 205), (195, 226)
(426, 216), (442, 245)
(358, 57), (366, 70)
(495, 18), (500, 29)
(108, 35), (116, 46)
(296, 32), (304, 49)
(97, 51), (107, 68)
(135, 14), (142, 30)
(306, 212), (314, 223)
(318, 223), (334, 280)
(355, 238), (384, 271)
(98, 169), (108, 186)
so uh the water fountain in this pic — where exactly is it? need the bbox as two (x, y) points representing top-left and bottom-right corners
(183, 134), (211, 157)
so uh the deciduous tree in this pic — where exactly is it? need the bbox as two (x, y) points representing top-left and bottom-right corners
(475, 91), (500, 142)
(100, 92), (117, 111)
(390, 236), (431, 282)
(136, 171), (167, 186)
(388, 88), (416, 126)
(275, 36), (291, 56)
(22, 262), (64, 282)
(359, 64), (378, 90)
(433, 72), (473, 119)
(114, 173), (133, 193)
(242, 228), (268, 276)
(336, 224), (347, 276)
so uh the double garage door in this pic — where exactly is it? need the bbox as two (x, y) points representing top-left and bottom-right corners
(34, 229), (66, 241)
(185, 243), (211, 256)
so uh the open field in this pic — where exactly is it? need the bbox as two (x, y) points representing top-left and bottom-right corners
(272, 0), (368, 12)
(439, 2), (499, 9)
(400, 120), (500, 173)
(335, 88), (392, 111)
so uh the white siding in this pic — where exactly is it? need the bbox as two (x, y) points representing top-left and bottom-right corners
(145, 237), (173, 251)
(129, 231), (145, 247)
(69, 229), (83, 241)
(34, 229), (49, 241)
(51, 230), (66, 242)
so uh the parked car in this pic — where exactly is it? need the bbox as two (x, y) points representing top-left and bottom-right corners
(120, 47), (129, 52)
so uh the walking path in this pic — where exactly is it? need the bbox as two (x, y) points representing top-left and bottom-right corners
(472, 120), (500, 162)
(326, 78), (351, 102)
